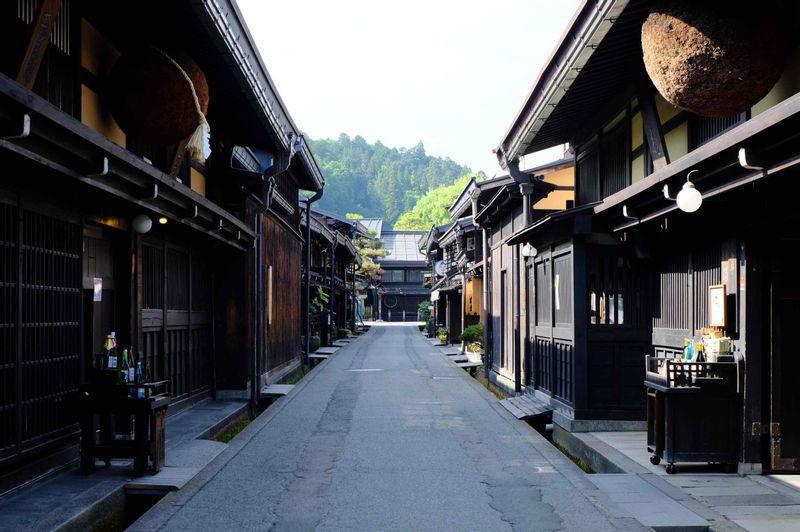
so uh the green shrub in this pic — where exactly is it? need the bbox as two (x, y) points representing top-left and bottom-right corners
(338, 327), (351, 338)
(437, 327), (448, 339)
(418, 300), (431, 322)
(460, 323), (484, 347)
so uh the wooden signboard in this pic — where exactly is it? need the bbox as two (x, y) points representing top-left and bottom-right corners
(709, 284), (726, 327)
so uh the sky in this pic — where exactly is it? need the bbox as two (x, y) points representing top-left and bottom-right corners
(237, 0), (582, 177)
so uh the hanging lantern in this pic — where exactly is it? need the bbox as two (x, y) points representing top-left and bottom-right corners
(641, 1), (789, 118)
(107, 47), (209, 155)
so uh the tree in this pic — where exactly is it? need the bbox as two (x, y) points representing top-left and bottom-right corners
(393, 173), (481, 230)
(307, 134), (478, 225)
(356, 236), (389, 282)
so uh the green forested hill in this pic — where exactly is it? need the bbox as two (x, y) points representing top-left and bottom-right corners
(308, 134), (477, 226)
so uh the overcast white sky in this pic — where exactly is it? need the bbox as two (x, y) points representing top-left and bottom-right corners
(237, 0), (581, 177)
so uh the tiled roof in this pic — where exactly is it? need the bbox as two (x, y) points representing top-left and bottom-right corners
(380, 231), (426, 262)
(359, 218), (383, 237)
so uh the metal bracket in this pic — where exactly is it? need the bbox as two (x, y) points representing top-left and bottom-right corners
(183, 205), (199, 221)
(85, 156), (109, 178)
(738, 147), (764, 171)
(622, 204), (638, 221)
(2, 114), (31, 140)
(140, 183), (158, 200)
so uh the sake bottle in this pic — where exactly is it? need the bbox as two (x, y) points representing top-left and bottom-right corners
(120, 349), (130, 384)
(105, 334), (117, 370)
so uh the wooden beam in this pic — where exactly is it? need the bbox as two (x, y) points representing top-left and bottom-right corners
(638, 90), (670, 171)
(169, 137), (190, 178)
(16, 0), (62, 90)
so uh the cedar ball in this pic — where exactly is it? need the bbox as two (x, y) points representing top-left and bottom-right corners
(107, 48), (209, 145)
(641, 0), (789, 118)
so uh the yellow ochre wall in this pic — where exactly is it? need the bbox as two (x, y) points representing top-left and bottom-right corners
(465, 278), (482, 318)
(534, 166), (575, 210)
(80, 19), (125, 147)
(190, 167), (207, 197)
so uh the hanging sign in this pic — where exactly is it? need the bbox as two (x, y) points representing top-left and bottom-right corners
(431, 289), (440, 302)
(93, 278), (103, 302)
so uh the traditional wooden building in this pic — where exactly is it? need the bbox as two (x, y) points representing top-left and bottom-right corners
(301, 208), (363, 346)
(473, 161), (574, 393)
(0, 0), (324, 489)
(376, 230), (429, 322)
(497, 0), (800, 473)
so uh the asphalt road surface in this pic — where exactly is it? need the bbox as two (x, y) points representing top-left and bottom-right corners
(132, 324), (639, 532)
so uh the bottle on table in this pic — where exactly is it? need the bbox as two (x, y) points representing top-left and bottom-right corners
(120, 349), (130, 386)
(105, 334), (117, 370)
(126, 348), (136, 384)
(135, 362), (144, 399)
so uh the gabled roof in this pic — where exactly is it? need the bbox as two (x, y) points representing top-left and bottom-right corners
(495, 0), (651, 166)
(309, 207), (370, 237)
(190, 0), (326, 190)
(438, 217), (475, 248)
(379, 231), (427, 263)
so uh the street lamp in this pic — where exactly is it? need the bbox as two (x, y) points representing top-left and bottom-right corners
(521, 243), (537, 258)
(664, 169), (703, 213)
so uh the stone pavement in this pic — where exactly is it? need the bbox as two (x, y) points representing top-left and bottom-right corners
(131, 324), (645, 531)
(589, 431), (800, 531)
(0, 398), (246, 531)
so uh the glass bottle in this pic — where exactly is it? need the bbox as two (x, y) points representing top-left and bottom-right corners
(105, 334), (117, 370)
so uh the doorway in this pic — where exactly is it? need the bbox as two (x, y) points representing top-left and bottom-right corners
(770, 240), (800, 471)
(82, 223), (131, 373)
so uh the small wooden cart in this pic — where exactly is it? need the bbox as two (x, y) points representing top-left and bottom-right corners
(645, 356), (739, 474)
(79, 376), (170, 475)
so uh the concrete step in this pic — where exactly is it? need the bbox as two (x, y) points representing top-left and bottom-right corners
(315, 347), (339, 355)
(589, 474), (709, 531)
(260, 384), (295, 398)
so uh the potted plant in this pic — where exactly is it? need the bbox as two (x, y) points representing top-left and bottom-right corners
(460, 323), (484, 353)
(309, 287), (330, 351)
(437, 327), (448, 344)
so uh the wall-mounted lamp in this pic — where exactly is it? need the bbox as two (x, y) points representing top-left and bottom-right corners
(521, 243), (537, 257)
(132, 214), (152, 234)
(158, 216), (168, 225)
(663, 169), (703, 213)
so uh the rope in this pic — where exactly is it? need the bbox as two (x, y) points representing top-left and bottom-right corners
(153, 47), (208, 163)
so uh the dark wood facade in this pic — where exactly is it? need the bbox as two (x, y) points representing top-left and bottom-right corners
(497, 0), (800, 471)
(376, 231), (429, 323)
(0, 0), (325, 488)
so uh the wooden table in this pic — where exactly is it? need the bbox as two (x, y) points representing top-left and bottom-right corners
(79, 380), (170, 475)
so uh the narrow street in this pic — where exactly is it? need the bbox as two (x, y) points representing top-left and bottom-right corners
(132, 324), (634, 531)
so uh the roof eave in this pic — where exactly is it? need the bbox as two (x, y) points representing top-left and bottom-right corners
(495, 0), (629, 167)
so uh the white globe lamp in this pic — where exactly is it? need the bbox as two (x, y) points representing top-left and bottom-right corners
(676, 181), (702, 213)
(132, 214), (153, 234)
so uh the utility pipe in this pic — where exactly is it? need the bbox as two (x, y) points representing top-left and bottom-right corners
(303, 188), (324, 366)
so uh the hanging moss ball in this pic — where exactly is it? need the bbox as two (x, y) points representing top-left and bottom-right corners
(107, 48), (209, 145)
(641, 1), (789, 118)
